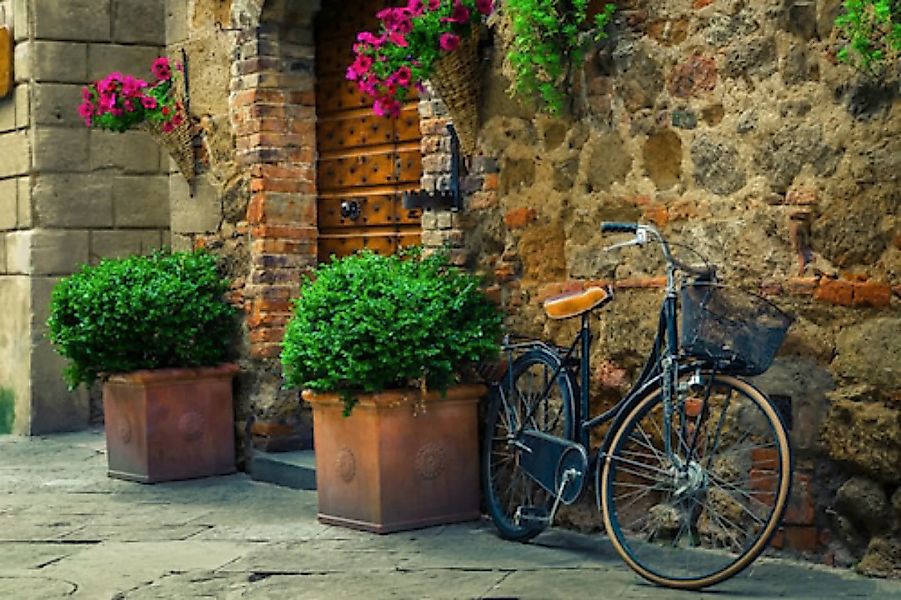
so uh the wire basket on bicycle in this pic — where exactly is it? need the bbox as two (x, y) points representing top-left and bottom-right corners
(680, 282), (793, 376)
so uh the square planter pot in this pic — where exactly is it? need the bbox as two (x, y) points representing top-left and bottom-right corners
(102, 364), (239, 483)
(303, 384), (485, 533)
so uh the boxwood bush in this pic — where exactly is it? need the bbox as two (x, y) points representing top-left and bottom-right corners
(281, 250), (502, 412)
(48, 251), (237, 388)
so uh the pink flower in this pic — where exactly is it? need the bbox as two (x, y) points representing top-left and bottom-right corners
(123, 99), (135, 112)
(406, 0), (425, 16)
(373, 97), (401, 118)
(78, 101), (94, 127)
(428, 0), (441, 8)
(140, 96), (158, 109)
(98, 93), (117, 113)
(475, 0), (493, 15)
(441, 1), (470, 24)
(172, 114), (184, 127)
(81, 87), (93, 102)
(439, 32), (460, 52)
(151, 57), (171, 81)
(346, 66), (359, 81)
(394, 66), (412, 87)
(121, 76), (147, 97)
(357, 31), (382, 46)
(387, 31), (409, 47)
(162, 120), (175, 133)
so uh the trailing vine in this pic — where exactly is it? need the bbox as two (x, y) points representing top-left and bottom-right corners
(833, 0), (901, 76)
(505, 0), (616, 115)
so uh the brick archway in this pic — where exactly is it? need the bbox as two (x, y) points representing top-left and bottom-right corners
(228, 0), (321, 435)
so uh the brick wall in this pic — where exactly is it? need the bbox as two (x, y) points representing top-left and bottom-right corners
(0, 0), (168, 434)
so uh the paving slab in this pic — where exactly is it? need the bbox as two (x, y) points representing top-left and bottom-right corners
(0, 431), (899, 599)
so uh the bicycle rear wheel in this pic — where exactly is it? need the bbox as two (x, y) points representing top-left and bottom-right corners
(482, 349), (575, 541)
(601, 373), (791, 589)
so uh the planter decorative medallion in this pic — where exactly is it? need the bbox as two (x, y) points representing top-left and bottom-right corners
(102, 364), (239, 483)
(303, 384), (486, 533)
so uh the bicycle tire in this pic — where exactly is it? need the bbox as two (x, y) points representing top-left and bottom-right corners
(482, 348), (575, 541)
(601, 373), (791, 589)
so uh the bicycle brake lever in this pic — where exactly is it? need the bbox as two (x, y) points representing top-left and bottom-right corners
(604, 239), (640, 253)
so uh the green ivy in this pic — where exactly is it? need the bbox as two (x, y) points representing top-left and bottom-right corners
(506, 0), (616, 114)
(834, 0), (901, 76)
(48, 251), (237, 388)
(281, 250), (502, 414)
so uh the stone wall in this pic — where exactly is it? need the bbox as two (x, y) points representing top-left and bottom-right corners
(167, 0), (898, 573)
(427, 0), (898, 575)
(0, 0), (168, 434)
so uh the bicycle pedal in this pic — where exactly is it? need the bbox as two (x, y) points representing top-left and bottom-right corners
(515, 506), (550, 526)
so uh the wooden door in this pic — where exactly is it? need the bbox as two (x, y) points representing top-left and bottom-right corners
(315, 1), (423, 261)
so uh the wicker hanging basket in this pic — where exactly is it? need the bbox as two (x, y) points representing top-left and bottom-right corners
(140, 72), (195, 184)
(428, 28), (482, 155)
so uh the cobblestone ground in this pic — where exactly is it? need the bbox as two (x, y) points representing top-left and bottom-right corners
(0, 432), (898, 599)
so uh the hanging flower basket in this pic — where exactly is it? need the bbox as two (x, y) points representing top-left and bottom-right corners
(429, 27), (481, 154)
(347, 1), (493, 155)
(78, 57), (195, 183)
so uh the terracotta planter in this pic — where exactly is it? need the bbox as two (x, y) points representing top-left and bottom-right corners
(102, 364), (239, 483)
(303, 384), (486, 533)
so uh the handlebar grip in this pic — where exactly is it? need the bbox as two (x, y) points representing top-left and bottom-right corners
(600, 222), (638, 234)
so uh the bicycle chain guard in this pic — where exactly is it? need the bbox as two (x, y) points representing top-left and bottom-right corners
(517, 430), (588, 506)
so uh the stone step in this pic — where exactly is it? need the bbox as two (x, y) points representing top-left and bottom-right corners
(249, 449), (317, 490)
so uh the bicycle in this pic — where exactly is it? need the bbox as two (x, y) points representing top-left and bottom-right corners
(481, 222), (794, 590)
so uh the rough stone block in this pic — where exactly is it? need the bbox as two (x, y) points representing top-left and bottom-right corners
(16, 175), (30, 227)
(0, 275), (31, 434)
(0, 232), (5, 272)
(30, 41), (89, 83)
(29, 276), (59, 332)
(170, 176), (222, 234)
(33, 0), (111, 42)
(29, 337), (90, 434)
(12, 0), (30, 42)
(12, 39), (30, 83)
(14, 83), (29, 128)
(165, 0), (189, 45)
(33, 173), (113, 228)
(88, 44), (160, 80)
(4, 229), (29, 273)
(112, 0), (165, 45)
(31, 127), (90, 172)
(112, 175), (169, 227)
(0, 130), (28, 177)
(90, 229), (162, 262)
(29, 228), (90, 275)
(32, 83), (83, 127)
(90, 129), (161, 173)
(0, 177), (15, 230)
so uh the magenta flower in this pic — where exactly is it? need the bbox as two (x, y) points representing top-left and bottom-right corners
(441, 1), (470, 24)
(77, 101), (94, 124)
(357, 31), (382, 46)
(406, 0), (425, 17)
(387, 31), (409, 47)
(140, 96), (158, 109)
(439, 32), (460, 52)
(475, 0), (493, 15)
(394, 66), (412, 87)
(428, 0), (441, 8)
(151, 57), (171, 81)
(81, 87), (93, 102)
(162, 120), (175, 133)
(373, 97), (402, 118)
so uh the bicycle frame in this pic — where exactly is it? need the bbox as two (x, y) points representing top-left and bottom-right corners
(503, 233), (699, 477)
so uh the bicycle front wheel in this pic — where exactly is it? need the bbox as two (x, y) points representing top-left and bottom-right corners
(601, 374), (791, 589)
(482, 349), (575, 541)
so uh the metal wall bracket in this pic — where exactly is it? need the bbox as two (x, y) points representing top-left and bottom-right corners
(402, 124), (462, 212)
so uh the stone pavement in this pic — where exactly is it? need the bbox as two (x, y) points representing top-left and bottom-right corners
(1, 432), (898, 600)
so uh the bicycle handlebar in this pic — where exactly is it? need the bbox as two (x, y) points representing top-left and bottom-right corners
(600, 221), (716, 280)
(600, 222), (638, 234)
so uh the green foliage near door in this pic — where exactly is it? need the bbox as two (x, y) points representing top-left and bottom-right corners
(0, 387), (14, 434)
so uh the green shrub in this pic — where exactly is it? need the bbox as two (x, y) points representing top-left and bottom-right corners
(281, 250), (502, 413)
(48, 251), (237, 388)
(834, 0), (900, 76)
(506, 0), (616, 114)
